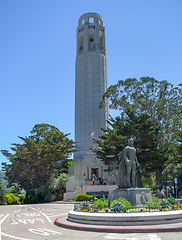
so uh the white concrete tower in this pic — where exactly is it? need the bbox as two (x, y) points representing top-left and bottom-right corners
(74, 13), (109, 159)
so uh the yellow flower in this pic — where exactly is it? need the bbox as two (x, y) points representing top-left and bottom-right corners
(162, 208), (169, 211)
(130, 210), (139, 213)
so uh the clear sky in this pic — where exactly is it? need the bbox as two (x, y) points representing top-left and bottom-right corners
(0, 0), (182, 169)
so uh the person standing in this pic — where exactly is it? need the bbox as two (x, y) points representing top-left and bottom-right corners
(92, 174), (95, 185)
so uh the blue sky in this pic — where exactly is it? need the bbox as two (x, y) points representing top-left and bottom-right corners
(0, 0), (182, 169)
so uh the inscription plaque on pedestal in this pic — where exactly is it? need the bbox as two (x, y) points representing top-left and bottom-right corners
(108, 188), (152, 206)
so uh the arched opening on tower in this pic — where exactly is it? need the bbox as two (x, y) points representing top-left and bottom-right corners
(89, 17), (94, 23)
(81, 19), (84, 25)
(100, 36), (105, 53)
(78, 36), (84, 53)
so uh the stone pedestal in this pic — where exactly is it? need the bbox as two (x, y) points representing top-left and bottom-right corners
(108, 188), (152, 206)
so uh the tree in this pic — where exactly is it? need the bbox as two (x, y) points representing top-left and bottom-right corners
(92, 110), (159, 184)
(176, 130), (182, 162)
(0, 173), (6, 204)
(100, 77), (182, 186)
(1, 124), (78, 200)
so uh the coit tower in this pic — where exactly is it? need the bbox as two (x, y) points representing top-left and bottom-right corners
(74, 12), (109, 159)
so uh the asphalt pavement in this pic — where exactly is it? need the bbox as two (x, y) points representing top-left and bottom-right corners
(1, 202), (182, 239)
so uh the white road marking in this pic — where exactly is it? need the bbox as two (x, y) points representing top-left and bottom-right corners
(14, 209), (21, 213)
(1, 214), (32, 239)
(104, 233), (161, 240)
(0, 214), (9, 240)
(1, 232), (32, 240)
(105, 234), (137, 239)
(46, 213), (68, 218)
(30, 207), (52, 223)
(148, 234), (161, 240)
(0, 214), (9, 225)
(28, 228), (62, 236)
(0, 206), (63, 240)
(11, 218), (45, 224)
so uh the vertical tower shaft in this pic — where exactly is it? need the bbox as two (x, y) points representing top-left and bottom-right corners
(75, 13), (109, 159)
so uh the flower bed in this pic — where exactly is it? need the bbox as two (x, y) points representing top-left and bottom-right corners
(74, 196), (181, 213)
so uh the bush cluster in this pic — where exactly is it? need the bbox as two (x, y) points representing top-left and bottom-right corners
(146, 196), (177, 208)
(4, 193), (20, 205)
(92, 198), (108, 208)
(110, 197), (132, 208)
(75, 193), (94, 201)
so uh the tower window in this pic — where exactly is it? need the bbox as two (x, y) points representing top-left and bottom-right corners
(89, 35), (95, 50)
(78, 36), (84, 53)
(81, 19), (84, 25)
(98, 19), (101, 24)
(89, 17), (94, 23)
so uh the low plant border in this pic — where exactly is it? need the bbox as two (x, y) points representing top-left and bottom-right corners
(74, 203), (181, 213)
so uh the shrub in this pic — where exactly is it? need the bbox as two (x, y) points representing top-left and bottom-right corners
(4, 193), (20, 205)
(146, 196), (178, 209)
(75, 193), (94, 201)
(163, 197), (177, 205)
(93, 198), (108, 208)
(110, 197), (132, 208)
(111, 202), (124, 213)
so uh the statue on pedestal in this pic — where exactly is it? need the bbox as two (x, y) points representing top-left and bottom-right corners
(116, 138), (140, 188)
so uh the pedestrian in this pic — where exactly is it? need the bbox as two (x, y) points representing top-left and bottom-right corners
(165, 189), (169, 198)
(168, 188), (172, 197)
(160, 189), (165, 199)
(156, 189), (160, 198)
(101, 176), (104, 185)
(92, 174), (95, 185)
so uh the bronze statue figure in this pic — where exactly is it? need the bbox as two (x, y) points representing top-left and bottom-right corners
(116, 138), (140, 188)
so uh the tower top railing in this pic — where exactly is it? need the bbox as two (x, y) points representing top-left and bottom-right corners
(78, 12), (104, 27)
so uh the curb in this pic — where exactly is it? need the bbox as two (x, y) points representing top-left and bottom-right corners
(54, 216), (182, 233)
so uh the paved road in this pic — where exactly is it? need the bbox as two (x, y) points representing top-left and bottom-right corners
(0, 203), (182, 239)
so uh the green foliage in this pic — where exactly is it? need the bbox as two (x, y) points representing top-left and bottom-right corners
(75, 193), (94, 201)
(8, 186), (25, 203)
(141, 174), (156, 189)
(4, 193), (20, 205)
(1, 124), (78, 201)
(25, 173), (69, 203)
(93, 198), (108, 208)
(146, 196), (177, 209)
(93, 110), (158, 176)
(99, 77), (182, 186)
(177, 130), (182, 160)
(110, 202), (124, 213)
(110, 197), (132, 208)
(146, 196), (161, 208)
(160, 197), (177, 206)
(80, 201), (90, 208)
(0, 173), (6, 204)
